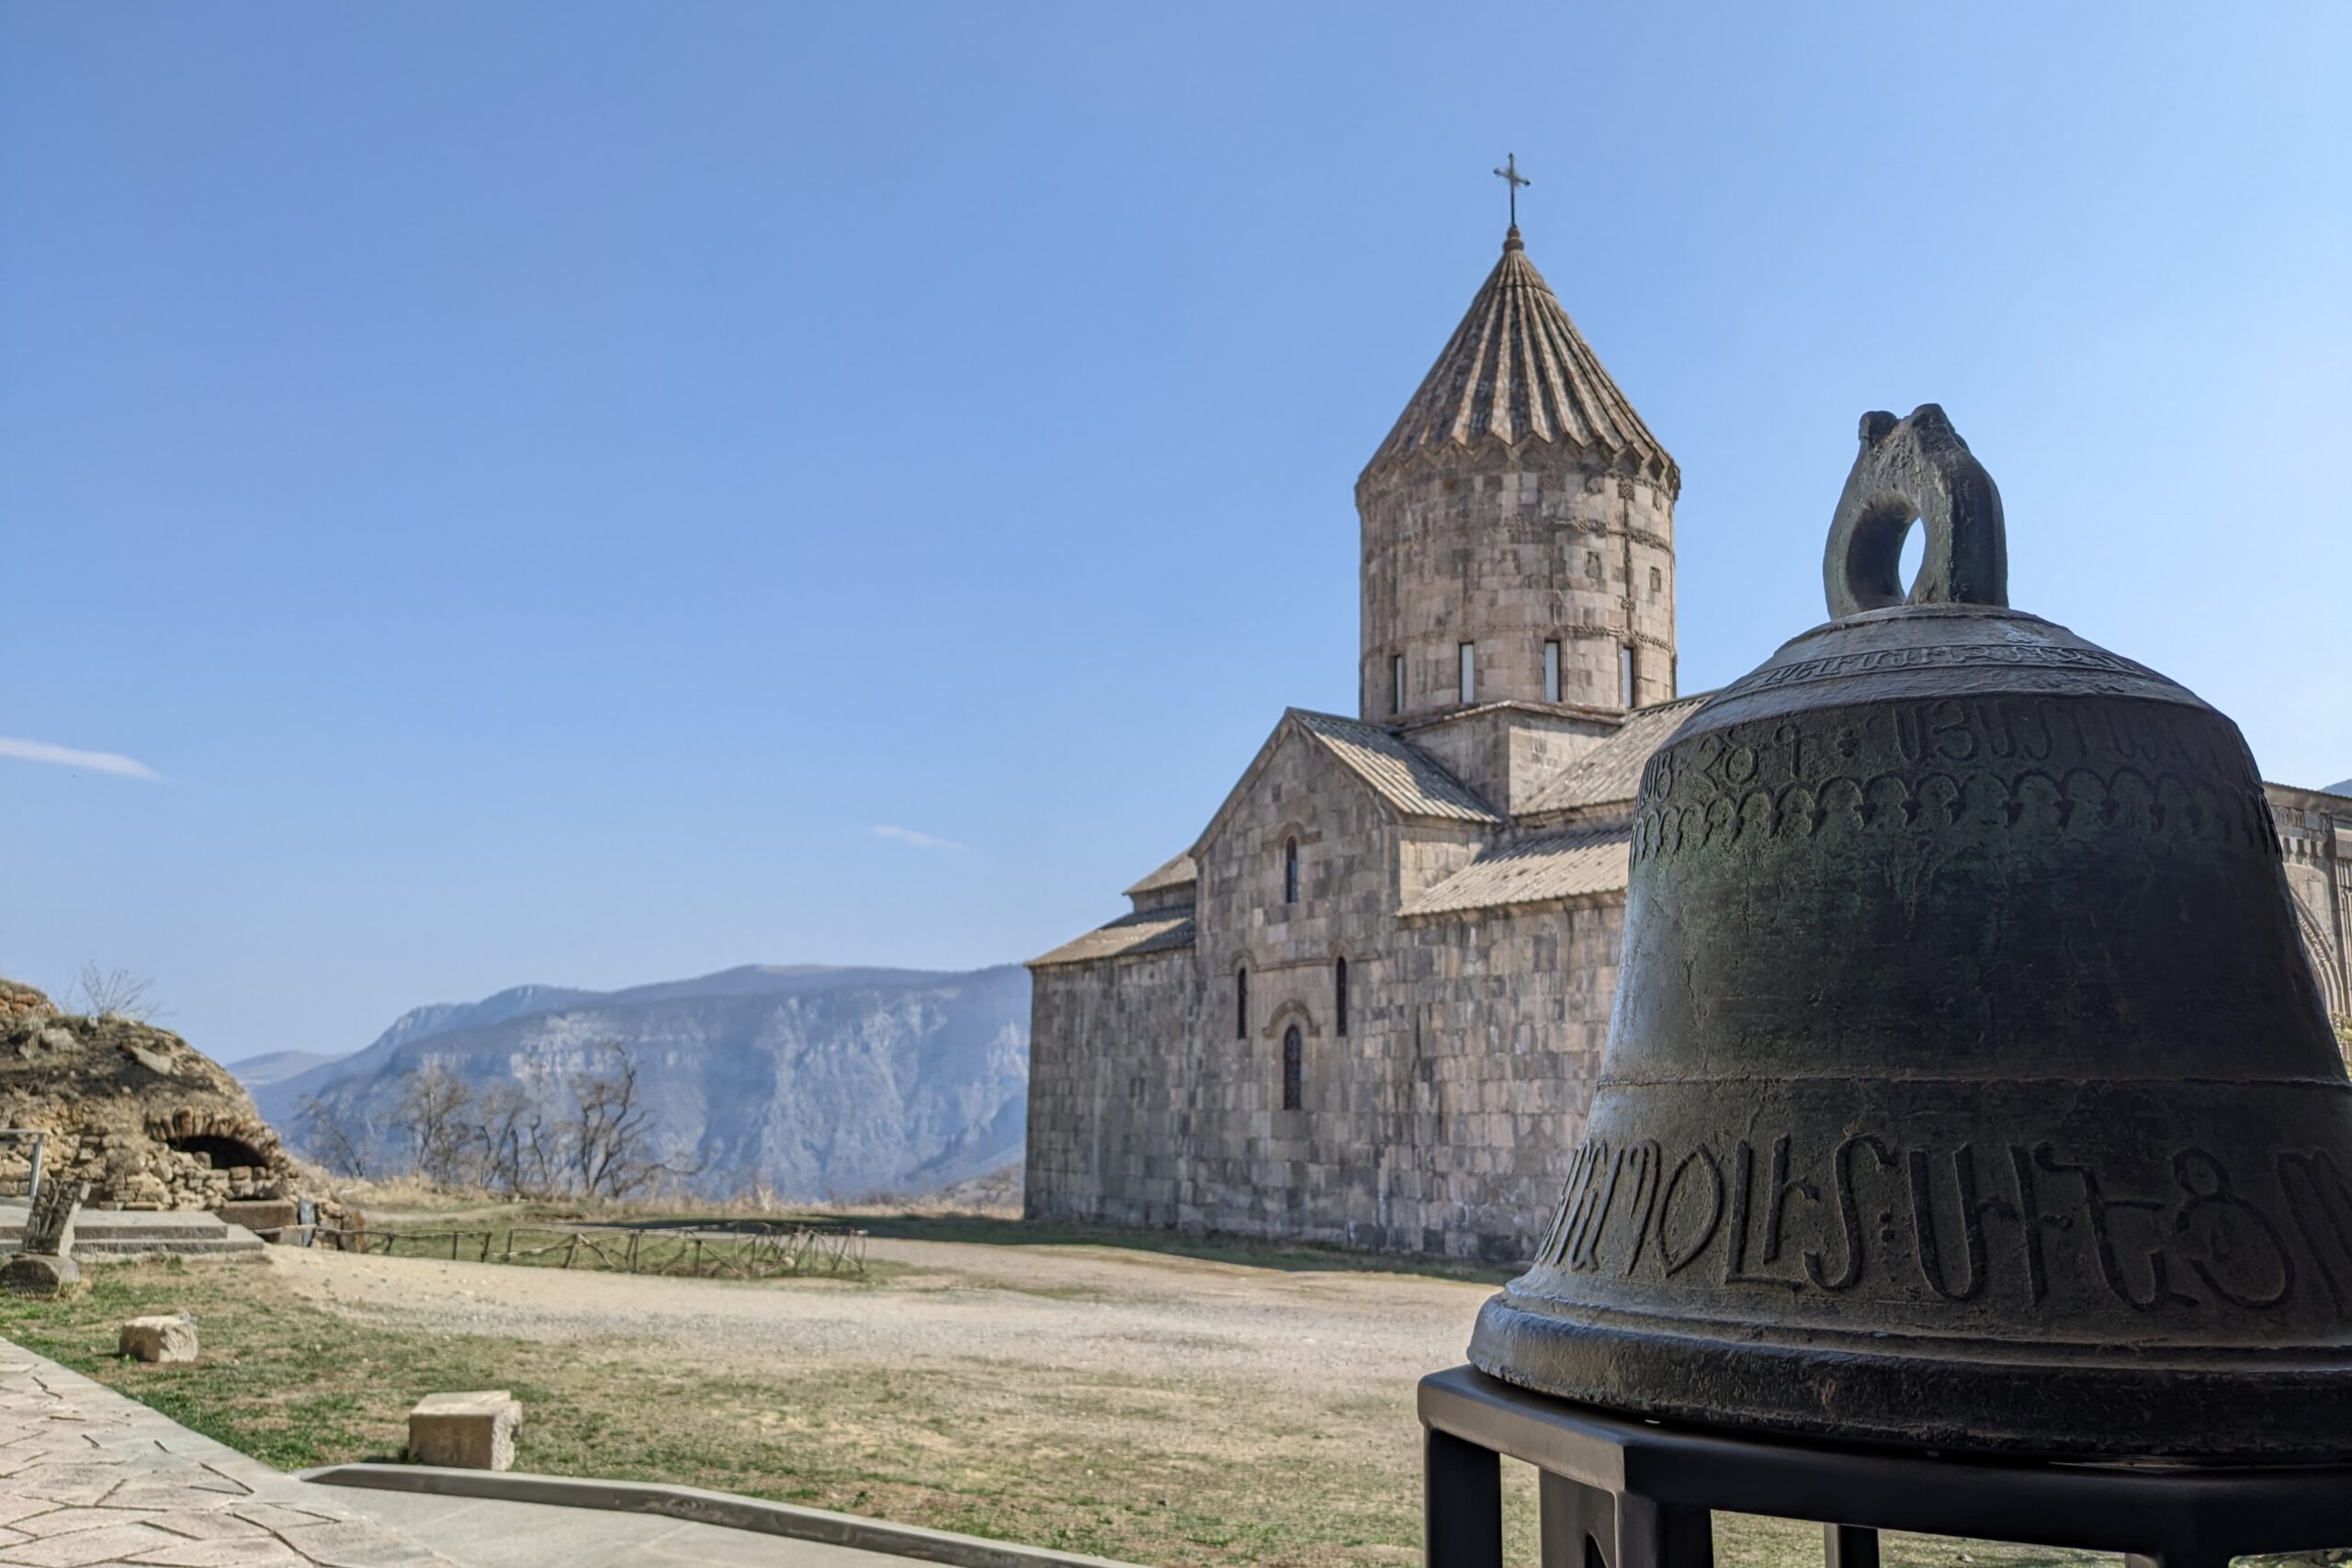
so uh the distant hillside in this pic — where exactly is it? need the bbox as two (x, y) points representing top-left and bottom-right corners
(224, 1048), (347, 1087)
(2327, 778), (2352, 797)
(248, 964), (1030, 1201)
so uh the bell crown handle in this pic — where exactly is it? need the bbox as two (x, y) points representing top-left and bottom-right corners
(1824, 404), (2008, 619)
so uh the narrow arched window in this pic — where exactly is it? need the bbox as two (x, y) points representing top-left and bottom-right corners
(1282, 1025), (1303, 1111)
(1236, 967), (1249, 1040)
(1283, 838), (1300, 904)
(1335, 957), (1349, 1037)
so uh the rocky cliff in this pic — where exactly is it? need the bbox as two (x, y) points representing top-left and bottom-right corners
(251, 964), (1030, 1200)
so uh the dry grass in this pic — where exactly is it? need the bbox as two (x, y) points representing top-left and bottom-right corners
(0, 1247), (2154, 1568)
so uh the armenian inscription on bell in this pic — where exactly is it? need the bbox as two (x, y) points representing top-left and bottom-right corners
(1531, 1134), (2350, 1316)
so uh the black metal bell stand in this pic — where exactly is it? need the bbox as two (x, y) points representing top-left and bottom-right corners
(1421, 1367), (2352, 1568)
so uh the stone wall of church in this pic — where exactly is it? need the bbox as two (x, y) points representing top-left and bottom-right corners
(1028, 723), (1623, 1261)
(1025, 888), (1623, 1262)
(1025, 948), (1198, 1224)
(1400, 705), (1618, 816)
(2268, 784), (2352, 1020)
(1359, 442), (1676, 724)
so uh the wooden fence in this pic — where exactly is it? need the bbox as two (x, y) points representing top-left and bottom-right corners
(261, 1220), (867, 1278)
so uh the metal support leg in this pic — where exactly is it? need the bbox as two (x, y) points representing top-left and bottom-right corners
(1615, 1495), (1713, 1568)
(1426, 1427), (1502, 1568)
(1825, 1526), (1880, 1568)
(1542, 1470), (1614, 1568)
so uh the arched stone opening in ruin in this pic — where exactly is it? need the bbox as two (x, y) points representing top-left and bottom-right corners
(161, 1132), (269, 1170)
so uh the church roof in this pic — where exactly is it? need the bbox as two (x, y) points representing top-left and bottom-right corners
(1123, 852), (1198, 897)
(1363, 229), (1676, 490)
(1291, 710), (1503, 824)
(1400, 825), (1631, 918)
(1028, 907), (1197, 970)
(1520, 694), (1709, 818)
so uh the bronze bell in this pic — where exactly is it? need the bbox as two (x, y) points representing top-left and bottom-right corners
(1470, 406), (2352, 1462)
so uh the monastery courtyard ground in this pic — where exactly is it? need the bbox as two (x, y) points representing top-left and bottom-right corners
(0, 1227), (2131, 1568)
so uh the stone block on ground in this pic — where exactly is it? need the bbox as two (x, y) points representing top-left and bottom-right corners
(407, 1389), (522, 1470)
(1, 1253), (77, 1296)
(119, 1313), (198, 1363)
(216, 1198), (299, 1238)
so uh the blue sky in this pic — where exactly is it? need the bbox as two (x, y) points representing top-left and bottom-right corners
(4, 4), (2346, 1060)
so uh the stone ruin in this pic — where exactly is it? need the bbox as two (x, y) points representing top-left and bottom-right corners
(0, 978), (330, 1218)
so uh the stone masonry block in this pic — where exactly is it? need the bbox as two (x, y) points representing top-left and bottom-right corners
(408, 1390), (522, 1471)
(119, 1314), (198, 1364)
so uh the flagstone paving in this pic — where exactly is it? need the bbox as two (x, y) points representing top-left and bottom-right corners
(0, 1339), (452, 1568)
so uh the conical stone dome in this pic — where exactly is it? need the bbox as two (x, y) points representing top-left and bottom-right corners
(1356, 229), (1679, 724)
(1363, 228), (1675, 487)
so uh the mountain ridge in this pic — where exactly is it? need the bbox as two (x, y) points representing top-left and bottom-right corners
(248, 963), (1031, 1200)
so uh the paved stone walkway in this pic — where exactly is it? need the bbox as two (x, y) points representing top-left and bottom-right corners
(316, 1489), (889, 1568)
(0, 1344), (452, 1567)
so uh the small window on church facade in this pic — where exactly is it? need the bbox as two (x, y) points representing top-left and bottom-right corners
(1236, 967), (1249, 1040)
(1283, 838), (1299, 904)
(1649, 565), (1664, 599)
(1620, 644), (1637, 706)
(1543, 640), (1561, 703)
(1585, 549), (1603, 581)
(1391, 654), (1405, 716)
(1335, 957), (1349, 1037)
(1458, 642), (1476, 705)
(1282, 1025), (1303, 1111)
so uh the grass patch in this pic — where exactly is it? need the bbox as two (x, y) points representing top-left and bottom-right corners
(354, 1190), (1517, 1285)
(0, 1257), (2129, 1568)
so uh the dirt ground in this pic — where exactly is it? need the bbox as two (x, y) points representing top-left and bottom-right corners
(6, 1231), (2131, 1568)
(267, 1234), (1479, 1394)
(254, 1234), (2118, 1568)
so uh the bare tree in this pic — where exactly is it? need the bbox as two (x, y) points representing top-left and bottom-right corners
(565, 1047), (673, 1200)
(299, 1095), (374, 1179)
(73, 964), (158, 1022)
(393, 1062), (476, 1185)
(474, 1079), (557, 1199)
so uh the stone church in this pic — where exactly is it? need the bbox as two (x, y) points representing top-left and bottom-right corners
(1025, 224), (2352, 1262)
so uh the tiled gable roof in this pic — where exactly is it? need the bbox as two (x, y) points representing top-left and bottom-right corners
(1122, 852), (1198, 897)
(1029, 908), (1197, 970)
(1521, 694), (1710, 818)
(1363, 230), (1676, 491)
(1399, 826), (1630, 918)
(1291, 710), (1502, 824)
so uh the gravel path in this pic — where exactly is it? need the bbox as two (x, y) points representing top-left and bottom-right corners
(263, 1237), (1493, 1396)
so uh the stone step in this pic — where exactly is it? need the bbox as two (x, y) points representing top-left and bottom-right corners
(0, 1222), (235, 1243)
(0, 1206), (265, 1259)
(72, 1235), (266, 1258)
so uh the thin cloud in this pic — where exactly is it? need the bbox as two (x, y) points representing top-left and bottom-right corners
(0, 736), (162, 782)
(873, 824), (971, 852)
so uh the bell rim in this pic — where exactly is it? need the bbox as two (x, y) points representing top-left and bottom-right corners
(1470, 1291), (2352, 1464)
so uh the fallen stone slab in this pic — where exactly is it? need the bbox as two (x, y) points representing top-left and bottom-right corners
(119, 1313), (198, 1363)
(407, 1390), (522, 1471)
(218, 1198), (300, 1237)
(0, 1252), (76, 1296)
